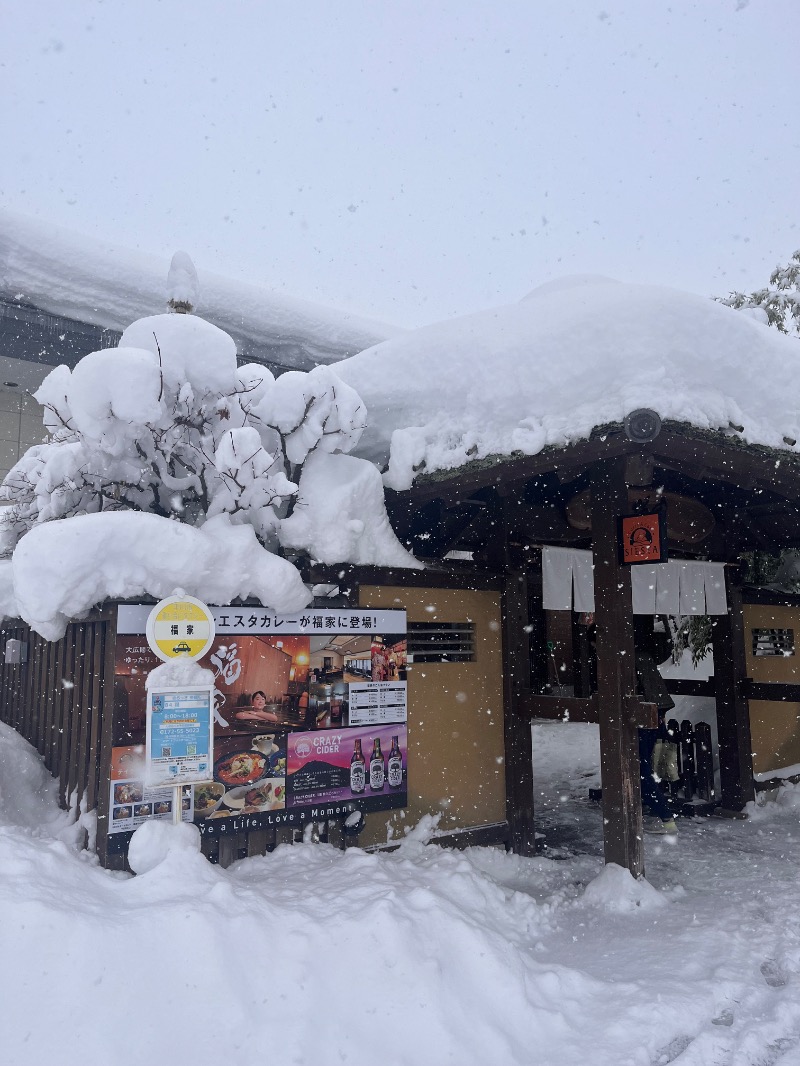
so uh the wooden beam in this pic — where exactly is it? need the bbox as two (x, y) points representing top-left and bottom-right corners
(501, 568), (536, 856)
(711, 574), (755, 811)
(522, 694), (656, 727)
(409, 432), (638, 505)
(745, 682), (800, 702)
(503, 501), (588, 544)
(654, 430), (800, 502)
(405, 425), (800, 511)
(665, 678), (716, 697)
(524, 694), (598, 722)
(590, 457), (646, 878)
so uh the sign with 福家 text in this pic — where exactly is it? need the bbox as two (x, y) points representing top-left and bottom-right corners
(145, 595), (216, 662)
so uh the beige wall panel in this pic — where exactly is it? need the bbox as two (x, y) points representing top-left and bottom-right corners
(744, 604), (800, 684)
(357, 584), (505, 848)
(749, 700), (800, 774)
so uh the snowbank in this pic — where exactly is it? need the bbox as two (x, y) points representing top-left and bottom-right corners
(8, 511), (312, 640)
(581, 862), (667, 913)
(0, 207), (402, 367)
(5, 718), (800, 1065)
(334, 277), (800, 489)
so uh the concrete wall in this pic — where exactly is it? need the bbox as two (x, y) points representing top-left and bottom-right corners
(0, 388), (45, 484)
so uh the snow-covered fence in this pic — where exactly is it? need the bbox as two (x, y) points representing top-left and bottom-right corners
(0, 612), (112, 816)
(0, 605), (294, 867)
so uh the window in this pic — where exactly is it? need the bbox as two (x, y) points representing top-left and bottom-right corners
(407, 621), (475, 663)
(752, 628), (795, 657)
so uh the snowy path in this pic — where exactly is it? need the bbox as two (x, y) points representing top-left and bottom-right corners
(1, 719), (799, 1066)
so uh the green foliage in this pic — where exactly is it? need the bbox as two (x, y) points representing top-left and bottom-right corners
(738, 551), (782, 588)
(670, 615), (713, 667)
(717, 250), (800, 338)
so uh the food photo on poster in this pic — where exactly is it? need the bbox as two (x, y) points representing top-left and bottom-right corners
(108, 745), (193, 835)
(112, 605), (409, 836)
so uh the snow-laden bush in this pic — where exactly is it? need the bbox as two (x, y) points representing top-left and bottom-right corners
(0, 310), (366, 555)
(0, 259), (419, 635)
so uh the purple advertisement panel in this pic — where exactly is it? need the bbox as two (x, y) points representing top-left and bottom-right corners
(287, 725), (407, 808)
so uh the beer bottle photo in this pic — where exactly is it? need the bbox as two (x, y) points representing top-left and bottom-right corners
(387, 735), (403, 789)
(350, 738), (366, 794)
(369, 737), (385, 792)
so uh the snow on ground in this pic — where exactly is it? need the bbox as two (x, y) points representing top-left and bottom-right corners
(334, 276), (800, 489)
(2, 717), (800, 1066)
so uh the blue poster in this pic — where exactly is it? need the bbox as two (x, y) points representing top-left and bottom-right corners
(146, 687), (214, 786)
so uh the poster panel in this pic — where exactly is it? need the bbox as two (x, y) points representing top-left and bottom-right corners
(286, 725), (407, 807)
(108, 745), (194, 835)
(348, 682), (407, 726)
(113, 607), (408, 838)
(145, 686), (214, 786)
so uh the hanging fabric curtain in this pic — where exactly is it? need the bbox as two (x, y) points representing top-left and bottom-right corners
(541, 546), (728, 615)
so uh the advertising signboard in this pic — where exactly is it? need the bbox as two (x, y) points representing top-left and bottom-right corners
(145, 685), (214, 787)
(110, 605), (408, 838)
(108, 746), (194, 833)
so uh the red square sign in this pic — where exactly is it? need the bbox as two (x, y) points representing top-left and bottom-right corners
(619, 511), (667, 564)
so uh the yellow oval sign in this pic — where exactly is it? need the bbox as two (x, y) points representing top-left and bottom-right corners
(146, 595), (216, 662)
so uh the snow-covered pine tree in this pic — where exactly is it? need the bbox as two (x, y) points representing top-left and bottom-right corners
(717, 250), (800, 338)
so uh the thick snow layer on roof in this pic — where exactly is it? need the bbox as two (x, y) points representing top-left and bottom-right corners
(0, 208), (401, 366)
(335, 276), (800, 489)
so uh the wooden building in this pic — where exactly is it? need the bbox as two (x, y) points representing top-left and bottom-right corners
(4, 275), (800, 876)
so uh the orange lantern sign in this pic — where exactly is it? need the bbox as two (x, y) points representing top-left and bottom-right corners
(619, 511), (667, 565)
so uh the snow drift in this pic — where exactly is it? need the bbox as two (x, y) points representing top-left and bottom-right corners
(11, 511), (312, 640)
(4, 717), (800, 1066)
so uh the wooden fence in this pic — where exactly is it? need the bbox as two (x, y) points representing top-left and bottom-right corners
(0, 615), (112, 818)
(0, 606), (343, 869)
(664, 717), (716, 806)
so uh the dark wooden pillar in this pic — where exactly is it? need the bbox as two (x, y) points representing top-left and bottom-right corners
(711, 573), (754, 810)
(501, 568), (536, 856)
(590, 458), (645, 877)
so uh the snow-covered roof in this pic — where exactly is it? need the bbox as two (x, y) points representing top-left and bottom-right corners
(334, 275), (800, 490)
(0, 209), (402, 370)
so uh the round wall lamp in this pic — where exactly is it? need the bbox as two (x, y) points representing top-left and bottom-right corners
(624, 408), (662, 443)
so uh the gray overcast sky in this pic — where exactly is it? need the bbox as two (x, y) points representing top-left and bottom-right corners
(1, 0), (797, 327)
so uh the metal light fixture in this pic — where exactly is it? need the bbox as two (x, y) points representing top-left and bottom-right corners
(623, 408), (662, 443)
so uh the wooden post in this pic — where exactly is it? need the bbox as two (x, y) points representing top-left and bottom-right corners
(96, 607), (120, 870)
(711, 573), (754, 810)
(590, 458), (645, 878)
(501, 568), (536, 855)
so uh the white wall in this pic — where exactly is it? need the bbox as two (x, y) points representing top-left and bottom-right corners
(0, 388), (44, 485)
